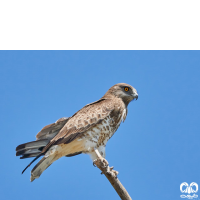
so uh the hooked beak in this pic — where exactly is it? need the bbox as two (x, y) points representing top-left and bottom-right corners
(132, 93), (138, 100)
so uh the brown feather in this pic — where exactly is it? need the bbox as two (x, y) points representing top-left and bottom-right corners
(16, 83), (138, 181)
(36, 117), (69, 140)
(41, 99), (114, 153)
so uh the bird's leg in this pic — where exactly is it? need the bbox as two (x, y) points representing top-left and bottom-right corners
(97, 146), (108, 167)
(94, 149), (109, 167)
(89, 149), (100, 167)
(93, 149), (119, 178)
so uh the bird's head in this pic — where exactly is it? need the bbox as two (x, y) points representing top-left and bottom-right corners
(103, 83), (138, 106)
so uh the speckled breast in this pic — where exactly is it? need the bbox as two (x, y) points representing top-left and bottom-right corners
(82, 113), (123, 148)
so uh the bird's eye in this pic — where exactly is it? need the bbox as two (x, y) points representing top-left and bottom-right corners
(124, 87), (129, 92)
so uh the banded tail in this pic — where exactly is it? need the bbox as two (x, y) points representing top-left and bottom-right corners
(16, 117), (69, 181)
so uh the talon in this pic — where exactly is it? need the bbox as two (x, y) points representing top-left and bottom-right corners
(102, 158), (109, 167)
(93, 162), (96, 167)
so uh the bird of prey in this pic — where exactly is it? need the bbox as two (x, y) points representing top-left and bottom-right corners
(16, 83), (138, 182)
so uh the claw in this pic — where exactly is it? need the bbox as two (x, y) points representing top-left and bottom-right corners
(93, 161), (96, 167)
(102, 158), (109, 167)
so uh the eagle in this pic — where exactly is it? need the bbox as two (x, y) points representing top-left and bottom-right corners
(16, 83), (138, 182)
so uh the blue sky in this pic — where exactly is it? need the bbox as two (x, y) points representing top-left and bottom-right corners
(0, 51), (200, 200)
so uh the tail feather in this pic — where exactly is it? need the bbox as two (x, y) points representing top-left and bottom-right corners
(20, 153), (41, 159)
(30, 155), (55, 182)
(16, 139), (49, 151)
(22, 154), (43, 174)
(16, 148), (41, 156)
(16, 139), (49, 158)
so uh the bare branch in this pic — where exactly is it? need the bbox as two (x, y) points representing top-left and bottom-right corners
(93, 149), (132, 200)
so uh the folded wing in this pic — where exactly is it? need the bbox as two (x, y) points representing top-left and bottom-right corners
(41, 99), (114, 153)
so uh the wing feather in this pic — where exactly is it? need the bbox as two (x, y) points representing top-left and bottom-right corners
(42, 98), (114, 153)
(36, 117), (69, 140)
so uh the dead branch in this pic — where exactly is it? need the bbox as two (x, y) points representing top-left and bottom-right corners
(93, 149), (132, 200)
